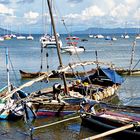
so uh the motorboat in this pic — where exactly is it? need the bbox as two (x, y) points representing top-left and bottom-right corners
(136, 34), (140, 39)
(0, 36), (4, 41)
(61, 36), (85, 54)
(94, 34), (104, 39)
(27, 35), (34, 40)
(16, 35), (26, 40)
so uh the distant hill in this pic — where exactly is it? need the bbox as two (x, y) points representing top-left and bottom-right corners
(0, 27), (16, 35)
(72, 28), (139, 35)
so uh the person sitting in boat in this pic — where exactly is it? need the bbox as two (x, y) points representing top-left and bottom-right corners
(73, 79), (90, 96)
(53, 83), (61, 103)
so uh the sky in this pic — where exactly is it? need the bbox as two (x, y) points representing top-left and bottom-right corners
(0, 0), (140, 34)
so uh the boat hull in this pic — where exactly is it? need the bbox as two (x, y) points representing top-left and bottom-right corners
(81, 114), (140, 139)
(19, 69), (96, 79)
(31, 102), (80, 117)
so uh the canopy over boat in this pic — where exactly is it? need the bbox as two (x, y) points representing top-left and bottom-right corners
(82, 68), (124, 84)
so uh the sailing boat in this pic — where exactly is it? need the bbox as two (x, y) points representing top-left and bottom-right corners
(121, 22), (129, 39)
(0, 48), (28, 120)
(136, 21), (140, 39)
(40, 33), (62, 48)
(40, 0), (62, 48)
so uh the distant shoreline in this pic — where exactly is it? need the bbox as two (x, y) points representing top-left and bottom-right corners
(0, 27), (140, 35)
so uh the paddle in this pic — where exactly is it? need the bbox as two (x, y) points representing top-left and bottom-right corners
(82, 122), (140, 140)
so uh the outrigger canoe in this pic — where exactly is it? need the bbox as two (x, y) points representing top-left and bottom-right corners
(26, 67), (124, 118)
(80, 100), (140, 139)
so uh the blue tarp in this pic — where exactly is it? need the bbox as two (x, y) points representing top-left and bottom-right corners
(100, 68), (124, 84)
(82, 68), (124, 84)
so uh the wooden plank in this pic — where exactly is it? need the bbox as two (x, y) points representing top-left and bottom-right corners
(82, 123), (136, 140)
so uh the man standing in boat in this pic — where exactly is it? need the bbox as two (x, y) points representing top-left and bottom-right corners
(53, 83), (61, 103)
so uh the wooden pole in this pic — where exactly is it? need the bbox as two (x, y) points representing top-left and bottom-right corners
(32, 115), (80, 130)
(47, 0), (68, 94)
(95, 50), (99, 77)
(82, 123), (136, 140)
(5, 47), (11, 93)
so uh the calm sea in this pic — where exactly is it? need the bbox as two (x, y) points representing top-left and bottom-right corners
(0, 34), (140, 140)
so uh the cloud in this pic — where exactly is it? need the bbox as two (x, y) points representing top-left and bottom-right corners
(81, 5), (105, 19)
(64, 5), (104, 24)
(3, 16), (17, 25)
(17, 0), (34, 4)
(67, 0), (83, 3)
(23, 11), (39, 24)
(0, 4), (14, 16)
(110, 3), (130, 18)
(134, 8), (140, 19)
(0, 0), (10, 4)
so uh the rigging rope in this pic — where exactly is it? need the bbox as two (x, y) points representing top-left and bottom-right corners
(8, 55), (20, 86)
(132, 59), (140, 70)
(40, 46), (43, 72)
(46, 51), (49, 72)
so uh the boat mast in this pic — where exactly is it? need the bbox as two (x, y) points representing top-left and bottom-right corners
(129, 39), (136, 75)
(47, 0), (68, 93)
(50, 0), (53, 37)
(95, 50), (100, 76)
(6, 47), (11, 93)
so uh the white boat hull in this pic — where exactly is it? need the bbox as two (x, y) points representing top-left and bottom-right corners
(61, 46), (85, 54)
(17, 36), (26, 40)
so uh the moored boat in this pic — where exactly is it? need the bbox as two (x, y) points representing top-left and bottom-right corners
(0, 86), (28, 120)
(19, 69), (96, 79)
(0, 48), (28, 120)
(26, 66), (124, 118)
(61, 36), (85, 54)
(136, 34), (140, 39)
(0, 36), (4, 41)
(116, 68), (140, 76)
(16, 35), (26, 40)
(27, 35), (34, 40)
(80, 100), (140, 139)
(40, 33), (62, 48)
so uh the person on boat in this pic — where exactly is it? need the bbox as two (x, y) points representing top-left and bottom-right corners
(53, 83), (61, 103)
(80, 98), (99, 114)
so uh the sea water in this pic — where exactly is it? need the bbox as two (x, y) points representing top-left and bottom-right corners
(0, 34), (140, 140)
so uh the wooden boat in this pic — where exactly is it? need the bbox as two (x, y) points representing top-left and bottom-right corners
(80, 100), (140, 139)
(19, 65), (140, 79)
(19, 69), (96, 79)
(19, 70), (47, 79)
(28, 96), (82, 117)
(0, 48), (28, 120)
(25, 67), (124, 118)
(0, 84), (28, 120)
(115, 68), (140, 76)
(19, 60), (115, 79)
(17, 57), (124, 118)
